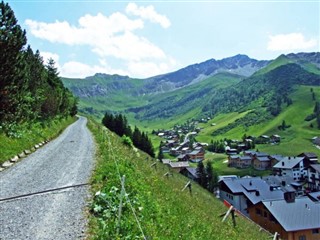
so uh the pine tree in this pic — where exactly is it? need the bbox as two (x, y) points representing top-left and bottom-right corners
(0, 1), (27, 123)
(196, 161), (207, 188)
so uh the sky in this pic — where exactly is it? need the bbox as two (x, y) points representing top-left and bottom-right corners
(7, 0), (320, 78)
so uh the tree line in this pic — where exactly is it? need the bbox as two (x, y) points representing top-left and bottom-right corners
(0, 1), (77, 133)
(102, 112), (155, 157)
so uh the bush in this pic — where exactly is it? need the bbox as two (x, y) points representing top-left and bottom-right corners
(122, 135), (133, 147)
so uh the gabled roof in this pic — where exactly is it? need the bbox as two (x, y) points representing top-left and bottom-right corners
(183, 167), (199, 179)
(273, 157), (304, 169)
(254, 152), (269, 157)
(298, 152), (318, 159)
(309, 164), (320, 173)
(221, 177), (284, 205)
(239, 156), (251, 161)
(256, 157), (270, 162)
(169, 161), (189, 168)
(262, 197), (320, 231)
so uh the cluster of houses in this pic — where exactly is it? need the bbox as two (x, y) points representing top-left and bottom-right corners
(219, 152), (320, 240)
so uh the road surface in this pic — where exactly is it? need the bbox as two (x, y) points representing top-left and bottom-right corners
(0, 116), (95, 240)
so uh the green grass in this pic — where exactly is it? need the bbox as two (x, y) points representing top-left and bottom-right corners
(0, 116), (76, 164)
(87, 118), (271, 240)
(195, 85), (320, 156)
(204, 153), (271, 177)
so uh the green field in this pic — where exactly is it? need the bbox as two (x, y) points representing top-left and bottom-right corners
(195, 85), (320, 156)
(87, 118), (271, 240)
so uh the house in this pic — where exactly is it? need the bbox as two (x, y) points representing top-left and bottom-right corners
(312, 137), (320, 146)
(248, 197), (320, 240)
(219, 177), (284, 217)
(262, 175), (304, 196)
(273, 157), (306, 181)
(257, 135), (270, 144)
(226, 148), (238, 155)
(253, 156), (271, 170)
(188, 149), (205, 163)
(228, 155), (240, 167)
(307, 164), (320, 192)
(298, 152), (319, 167)
(269, 155), (283, 167)
(238, 156), (252, 168)
(270, 134), (281, 143)
(177, 154), (190, 162)
(180, 167), (199, 182)
(169, 161), (189, 172)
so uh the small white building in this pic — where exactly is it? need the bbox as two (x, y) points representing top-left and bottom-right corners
(273, 157), (306, 181)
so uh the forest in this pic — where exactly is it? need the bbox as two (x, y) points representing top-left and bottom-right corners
(0, 1), (77, 135)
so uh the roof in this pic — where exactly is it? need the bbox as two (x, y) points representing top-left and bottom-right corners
(262, 197), (320, 231)
(189, 150), (201, 155)
(256, 157), (270, 162)
(162, 159), (171, 164)
(229, 155), (240, 159)
(299, 152), (318, 159)
(239, 156), (251, 161)
(307, 191), (320, 202)
(169, 161), (189, 168)
(254, 152), (269, 157)
(273, 157), (304, 169)
(310, 164), (320, 173)
(183, 167), (199, 179)
(262, 175), (296, 192)
(221, 177), (284, 205)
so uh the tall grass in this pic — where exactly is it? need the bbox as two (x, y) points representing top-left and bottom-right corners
(87, 118), (271, 240)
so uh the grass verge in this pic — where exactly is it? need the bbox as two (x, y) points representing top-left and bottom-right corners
(0, 116), (76, 164)
(87, 118), (271, 240)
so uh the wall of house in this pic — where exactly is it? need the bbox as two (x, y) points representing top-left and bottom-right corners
(288, 229), (320, 240)
(248, 202), (288, 239)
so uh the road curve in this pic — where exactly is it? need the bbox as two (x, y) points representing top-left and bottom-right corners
(0, 116), (95, 240)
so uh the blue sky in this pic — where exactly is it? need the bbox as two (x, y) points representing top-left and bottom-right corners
(7, 0), (320, 78)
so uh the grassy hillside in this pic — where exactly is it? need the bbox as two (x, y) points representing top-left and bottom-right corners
(197, 85), (320, 155)
(87, 119), (271, 240)
(0, 116), (76, 164)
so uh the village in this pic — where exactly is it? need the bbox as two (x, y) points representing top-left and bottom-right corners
(153, 123), (320, 240)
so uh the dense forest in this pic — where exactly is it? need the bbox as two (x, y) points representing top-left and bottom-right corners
(0, 1), (77, 134)
(102, 112), (155, 157)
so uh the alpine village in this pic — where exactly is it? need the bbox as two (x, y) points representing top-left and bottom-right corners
(0, 1), (319, 240)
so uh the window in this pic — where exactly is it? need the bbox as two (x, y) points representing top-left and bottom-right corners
(299, 235), (306, 240)
(256, 208), (261, 216)
(264, 211), (268, 218)
(312, 229), (319, 234)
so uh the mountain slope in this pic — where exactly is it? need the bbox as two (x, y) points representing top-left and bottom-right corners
(88, 118), (271, 239)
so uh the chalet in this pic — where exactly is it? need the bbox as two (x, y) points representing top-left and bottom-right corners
(180, 167), (199, 182)
(270, 134), (281, 143)
(253, 156), (271, 170)
(307, 164), (320, 192)
(219, 177), (284, 217)
(169, 161), (189, 172)
(298, 152), (319, 168)
(228, 155), (240, 167)
(177, 154), (190, 162)
(188, 149), (205, 163)
(262, 175), (303, 196)
(269, 155), (283, 167)
(273, 157), (306, 181)
(226, 148), (238, 155)
(248, 197), (320, 240)
(257, 135), (270, 144)
(238, 156), (252, 168)
(312, 136), (320, 146)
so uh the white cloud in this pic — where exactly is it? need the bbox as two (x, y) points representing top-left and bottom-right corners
(267, 33), (318, 51)
(126, 3), (171, 28)
(25, 4), (176, 78)
(40, 51), (60, 65)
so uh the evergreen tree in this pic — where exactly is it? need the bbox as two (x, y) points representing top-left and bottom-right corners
(158, 141), (164, 161)
(196, 161), (207, 188)
(0, 1), (27, 123)
(206, 163), (218, 193)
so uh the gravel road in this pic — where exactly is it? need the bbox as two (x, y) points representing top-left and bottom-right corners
(0, 116), (95, 240)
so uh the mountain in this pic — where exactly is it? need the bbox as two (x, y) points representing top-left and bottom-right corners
(62, 52), (320, 124)
(143, 54), (269, 92)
